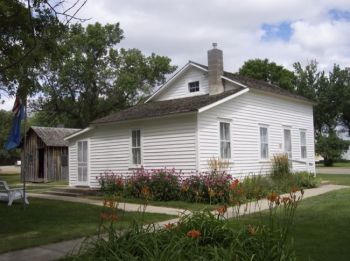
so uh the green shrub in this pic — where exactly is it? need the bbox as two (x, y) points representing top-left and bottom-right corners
(240, 174), (273, 199)
(67, 189), (303, 260)
(149, 169), (180, 201)
(293, 172), (321, 188)
(271, 154), (292, 180)
(97, 171), (124, 196)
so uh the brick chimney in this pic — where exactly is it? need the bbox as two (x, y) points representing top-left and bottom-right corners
(208, 43), (224, 95)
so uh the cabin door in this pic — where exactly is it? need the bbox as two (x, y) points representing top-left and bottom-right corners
(77, 141), (88, 185)
(38, 148), (45, 179)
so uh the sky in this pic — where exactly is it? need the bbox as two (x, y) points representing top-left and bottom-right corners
(2, 0), (350, 110)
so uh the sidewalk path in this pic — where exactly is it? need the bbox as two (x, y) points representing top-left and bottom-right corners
(0, 184), (348, 261)
(27, 193), (189, 216)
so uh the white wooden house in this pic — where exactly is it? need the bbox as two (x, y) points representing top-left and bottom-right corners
(65, 44), (315, 187)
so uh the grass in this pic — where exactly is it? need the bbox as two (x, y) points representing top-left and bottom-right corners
(0, 173), (68, 193)
(318, 173), (350, 186)
(316, 162), (350, 168)
(0, 198), (175, 253)
(228, 188), (350, 261)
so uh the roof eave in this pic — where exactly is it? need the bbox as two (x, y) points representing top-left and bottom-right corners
(64, 127), (94, 140)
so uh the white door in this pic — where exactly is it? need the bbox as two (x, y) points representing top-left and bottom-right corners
(77, 141), (88, 185)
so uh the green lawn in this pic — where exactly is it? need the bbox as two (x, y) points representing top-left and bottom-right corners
(0, 173), (69, 193)
(228, 188), (350, 261)
(316, 162), (350, 168)
(0, 198), (174, 253)
(318, 173), (350, 186)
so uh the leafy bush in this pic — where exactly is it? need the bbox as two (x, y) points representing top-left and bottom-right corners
(240, 174), (273, 200)
(293, 172), (321, 188)
(97, 171), (124, 196)
(181, 174), (206, 203)
(125, 168), (151, 198)
(67, 189), (304, 260)
(271, 154), (291, 180)
(149, 169), (181, 201)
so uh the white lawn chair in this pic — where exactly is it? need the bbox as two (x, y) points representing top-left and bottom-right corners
(0, 180), (29, 206)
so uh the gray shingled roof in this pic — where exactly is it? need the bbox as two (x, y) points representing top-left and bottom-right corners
(91, 88), (245, 124)
(190, 61), (313, 103)
(31, 127), (81, 147)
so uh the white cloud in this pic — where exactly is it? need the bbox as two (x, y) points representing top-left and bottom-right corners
(2, 0), (350, 110)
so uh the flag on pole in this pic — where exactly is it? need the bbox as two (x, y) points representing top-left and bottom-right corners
(5, 96), (25, 150)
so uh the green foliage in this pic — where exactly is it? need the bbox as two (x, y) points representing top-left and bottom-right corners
(316, 132), (350, 166)
(271, 154), (292, 180)
(67, 196), (301, 261)
(0, 0), (66, 100)
(149, 170), (180, 201)
(238, 58), (296, 92)
(293, 172), (321, 188)
(31, 23), (177, 128)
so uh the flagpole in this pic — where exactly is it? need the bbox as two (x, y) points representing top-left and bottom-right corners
(23, 96), (27, 209)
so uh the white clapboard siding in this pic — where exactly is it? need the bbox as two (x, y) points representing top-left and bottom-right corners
(198, 90), (315, 176)
(154, 66), (209, 101)
(69, 114), (197, 187)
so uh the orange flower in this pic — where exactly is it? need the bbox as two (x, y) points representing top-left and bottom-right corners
(267, 192), (279, 202)
(100, 212), (109, 220)
(108, 200), (115, 208)
(230, 179), (239, 190)
(110, 214), (118, 222)
(141, 186), (151, 198)
(216, 205), (228, 215)
(247, 224), (258, 236)
(290, 186), (298, 193)
(164, 223), (175, 230)
(187, 229), (201, 238)
(281, 196), (290, 204)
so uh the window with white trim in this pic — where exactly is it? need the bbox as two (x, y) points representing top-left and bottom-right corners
(260, 126), (269, 160)
(188, 81), (200, 92)
(220, 122), (231, 159)
(300, 130), (307, 159)
(283, 129), (292, 158)
(131, 130), (141, 165)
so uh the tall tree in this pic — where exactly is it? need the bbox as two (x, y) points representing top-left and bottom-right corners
(0, 0), (87, 100)
(238, 58), (296, 92)
(31, 23), (177, 128)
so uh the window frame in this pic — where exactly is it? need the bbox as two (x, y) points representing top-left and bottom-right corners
(283, 128), (292, 158)
(259, 125), (270, 161)
(188, 80), (200, 93)
(300, 130), (307, 159)
(130, 129), (142, 167)
(219, 120), (232, 160)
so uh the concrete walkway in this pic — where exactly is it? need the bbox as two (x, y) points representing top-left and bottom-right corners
(0, 184), (348, 261)
(27, 193), (189, 216)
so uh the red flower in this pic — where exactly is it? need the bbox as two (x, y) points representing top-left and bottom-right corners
(187, 229), (201, 238)
(100, 212), (109, 220)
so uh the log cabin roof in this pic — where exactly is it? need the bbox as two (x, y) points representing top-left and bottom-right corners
(30, 127), (81, 147)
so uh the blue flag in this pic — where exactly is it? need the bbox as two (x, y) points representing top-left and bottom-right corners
(5, 97), (25, 151)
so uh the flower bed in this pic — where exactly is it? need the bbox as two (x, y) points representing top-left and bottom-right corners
(97, 167), (319, 205)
